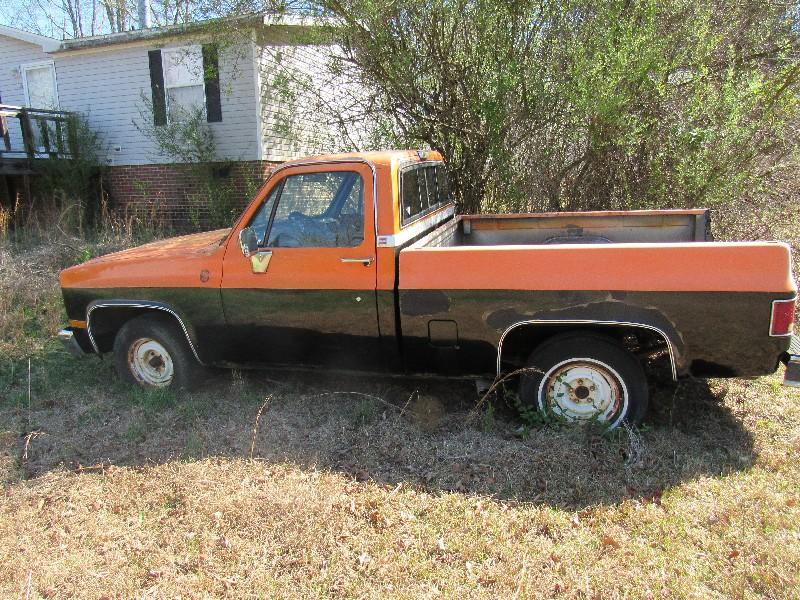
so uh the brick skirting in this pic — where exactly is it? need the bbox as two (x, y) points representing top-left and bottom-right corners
(104, 160), (280, 230)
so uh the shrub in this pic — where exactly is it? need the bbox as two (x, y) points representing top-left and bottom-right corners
(4, 114), (107, 239)
(315, 0), (800, 216)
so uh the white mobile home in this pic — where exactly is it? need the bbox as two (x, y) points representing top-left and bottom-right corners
(0, 16), (350, 224)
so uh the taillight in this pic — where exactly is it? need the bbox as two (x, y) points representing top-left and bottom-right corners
(770, 298), (797, 336)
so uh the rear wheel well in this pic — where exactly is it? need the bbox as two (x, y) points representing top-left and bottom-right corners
(88, 306), (196, 359)
(499, 323), (674, 380)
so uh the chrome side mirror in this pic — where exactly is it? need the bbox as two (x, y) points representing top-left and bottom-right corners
(239, 227), (258, 257)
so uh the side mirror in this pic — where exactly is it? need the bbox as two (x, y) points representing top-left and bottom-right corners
(239, 227), (258, 257)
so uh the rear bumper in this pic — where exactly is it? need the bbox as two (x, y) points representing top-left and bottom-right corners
(57, 328), (91, 357)
(782, 335), (800, 387)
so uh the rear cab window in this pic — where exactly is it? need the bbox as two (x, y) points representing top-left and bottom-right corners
(400, 163), (451, 227)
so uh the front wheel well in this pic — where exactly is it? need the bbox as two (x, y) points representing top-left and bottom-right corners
(498, 322), (675, 380)
(87, 305), (199, 362)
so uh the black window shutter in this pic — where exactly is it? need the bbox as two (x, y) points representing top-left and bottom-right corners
(147, 49), (167, 126)
(202, 44), (222, 123)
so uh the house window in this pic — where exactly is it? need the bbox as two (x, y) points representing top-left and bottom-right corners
(21, 61), (58, 109)
(161, 45), (206, 122)
(148, 45), (221, 126)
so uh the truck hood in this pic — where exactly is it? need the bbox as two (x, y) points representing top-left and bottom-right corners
(60, 229), (230, 289)
(88, 229), (229, 263)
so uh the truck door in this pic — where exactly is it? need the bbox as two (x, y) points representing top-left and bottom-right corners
(220, 162), (381, 369)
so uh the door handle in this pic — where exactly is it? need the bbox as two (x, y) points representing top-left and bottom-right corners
(340, 257), (374, 266)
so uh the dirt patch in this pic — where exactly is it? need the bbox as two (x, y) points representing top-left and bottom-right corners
(407, 393), (447, 432)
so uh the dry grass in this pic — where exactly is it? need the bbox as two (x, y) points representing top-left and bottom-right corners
(0, 243), (66, 360)
(0, 231), (799, 598)
(0, 230), (157, 361)
(1, 367), (799, 599)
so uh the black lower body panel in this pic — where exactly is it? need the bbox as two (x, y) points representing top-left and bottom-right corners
(61, 286), (794, 381)
(399, 289), (795, 378)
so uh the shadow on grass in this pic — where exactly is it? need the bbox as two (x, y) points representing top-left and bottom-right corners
(0, 346), (756, 510)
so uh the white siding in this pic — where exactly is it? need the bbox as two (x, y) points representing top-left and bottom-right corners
(53, 38), (260, 166)
(0, 35), (53, 104)
(0, 34), (54, 154)
(2, 27), (354, 168)
(256, 32), (368, 161)
(213, 41), (261, 162)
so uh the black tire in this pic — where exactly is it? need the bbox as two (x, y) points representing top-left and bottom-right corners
(112, 314), (204, 390)
(519, 332), (648, 428)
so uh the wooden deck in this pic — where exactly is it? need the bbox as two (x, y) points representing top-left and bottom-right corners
(0, 104), (77, 175)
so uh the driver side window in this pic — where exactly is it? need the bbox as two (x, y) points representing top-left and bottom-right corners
(259, 171), (363, 248)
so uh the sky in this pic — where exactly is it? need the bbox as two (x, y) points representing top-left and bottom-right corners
(0, 0), (213, 40)
(1, 0), (66, 38)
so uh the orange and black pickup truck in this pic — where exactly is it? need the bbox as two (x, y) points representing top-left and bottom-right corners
(58, 150), (799, 428)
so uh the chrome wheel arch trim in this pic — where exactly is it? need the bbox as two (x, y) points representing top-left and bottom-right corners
(496, 319), (678, 381)
(85, 300), (203, 364)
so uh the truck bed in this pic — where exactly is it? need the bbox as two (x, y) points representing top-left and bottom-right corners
(401, 213), (792, 293)
(422, 209), (711, 247)
(397, 208), (795, 379)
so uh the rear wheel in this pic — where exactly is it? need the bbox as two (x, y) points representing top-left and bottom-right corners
(113, 314), (204, 390)
(519, 333), (648, 428)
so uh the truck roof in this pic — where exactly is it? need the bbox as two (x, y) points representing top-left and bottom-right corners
(276, 150), (451, 242)
(280, 149), (444, 169)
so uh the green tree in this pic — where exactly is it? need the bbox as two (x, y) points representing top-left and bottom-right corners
(312, 0), (800, 214)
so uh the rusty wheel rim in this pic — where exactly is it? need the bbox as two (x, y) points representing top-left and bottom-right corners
(128, 338), (174, 387)
(537, 358), (628, 427)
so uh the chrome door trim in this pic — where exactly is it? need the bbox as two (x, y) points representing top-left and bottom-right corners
(496, 319), (678, 381)
(340, 257), (374, 266)
(250, 250), (273, 273)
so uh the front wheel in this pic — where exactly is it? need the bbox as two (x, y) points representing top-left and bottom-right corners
(113, 314), (204, 390)
(519, 333), (648, 428)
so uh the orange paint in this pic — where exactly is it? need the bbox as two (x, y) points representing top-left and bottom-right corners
(221, 161), (378, 291)
(399, 242), (797, 293)
(60, 229), (228, 289)
(58, 151), (437, 293)
(58, 150), (795, 302)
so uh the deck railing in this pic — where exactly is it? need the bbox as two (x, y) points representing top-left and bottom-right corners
(0, 104), (77, 162)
